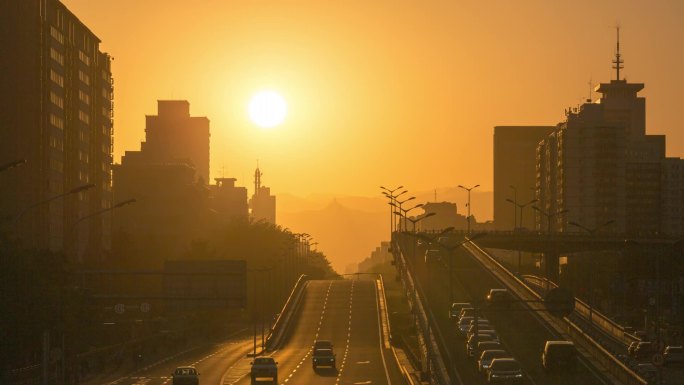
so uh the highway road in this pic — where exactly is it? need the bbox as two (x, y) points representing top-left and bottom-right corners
(103, 279), (407, 385)
(232, 278), (406, 385)
(413, 241), (612, 385)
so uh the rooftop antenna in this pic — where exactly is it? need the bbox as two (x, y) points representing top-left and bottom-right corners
(434, 189), (437, 202)
(612, 25), (624, 81)
(587, 77), (593, 102)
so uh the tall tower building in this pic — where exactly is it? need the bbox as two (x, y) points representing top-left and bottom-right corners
(249, 166), (276, 224)
(142, 100), (210, 184)
(0, 0), (113, 260)
(493, 126), (554, 230)
(537, 29), (667, 234)
(112, 101), (211, 259)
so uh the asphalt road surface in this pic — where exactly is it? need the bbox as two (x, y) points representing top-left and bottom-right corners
(105, 278), (407, 385)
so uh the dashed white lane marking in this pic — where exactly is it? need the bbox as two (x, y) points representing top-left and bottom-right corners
(282, 281), (333, 384)
(335, 280), (355, 384)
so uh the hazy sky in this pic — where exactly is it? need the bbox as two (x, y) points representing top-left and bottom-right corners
(63, 0), (684, 197)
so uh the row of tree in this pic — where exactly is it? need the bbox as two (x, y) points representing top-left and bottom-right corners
(1, 219), (337, 373)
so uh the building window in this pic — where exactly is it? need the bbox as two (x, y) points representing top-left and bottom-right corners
(49, 69), (64, 87)
(49, 136), (63, 150)
(50, 26), (64, 44)
(78, 150), (89, 162)
(49, 91), (63, 109)
(78, 90), (90, 105)
(78, 50), (91, 66)
(49, 113), (64, 130)
(78, 70), (90, 86)
(78, 110), (90, 124)
(50, 47), (64, 66)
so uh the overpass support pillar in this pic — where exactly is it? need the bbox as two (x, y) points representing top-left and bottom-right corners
(544, 251), (559, 283)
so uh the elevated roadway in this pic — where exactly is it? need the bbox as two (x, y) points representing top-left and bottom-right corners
(397, 234), (613, 385)
(104, 279), (407, 385)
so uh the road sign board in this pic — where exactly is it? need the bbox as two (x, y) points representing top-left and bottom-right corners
(652, 353), (665, 366)
(114, 303), (125, 314)
(140, 302), (150, 313)
(544, 287), (575, 317)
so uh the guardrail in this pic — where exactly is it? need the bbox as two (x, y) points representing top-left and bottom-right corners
(465, 242), (647, 385)
(522, 274), (639, 348)
(393, 241), (455, 385)
(377, 274), (418, 385)
(265, 274), (309, 350)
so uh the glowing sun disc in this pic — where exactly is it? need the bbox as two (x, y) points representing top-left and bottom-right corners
(248, 90), (287, 128)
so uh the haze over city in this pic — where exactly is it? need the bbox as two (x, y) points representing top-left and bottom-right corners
(2, 1), (684, 385)
(63, 0), (684, 197)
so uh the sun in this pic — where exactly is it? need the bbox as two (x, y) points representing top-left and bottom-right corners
(248, 90), (287, 129)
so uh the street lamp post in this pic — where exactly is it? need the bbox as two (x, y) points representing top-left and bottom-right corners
(381, 186), (405, 238)
(568, 219), (615, 332)
(394, 196), (416, 232)
(13, 183), (96, 233)
(509, 185), (517, 230)
(532, 206), (568, 289)
(417, 231), (484, 305)
(391, 202), (423, 232)
(458, 184), (479, 234)
(505, 198), (538, 274)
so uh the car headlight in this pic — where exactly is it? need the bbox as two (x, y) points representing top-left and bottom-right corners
(515, 373), (523, 378)
(491, 373), (501, 378)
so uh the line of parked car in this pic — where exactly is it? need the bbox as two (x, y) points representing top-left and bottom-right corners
(450, 298), (524, 384)
(450, 288), (579, 384)
(621, 341), (684, 383)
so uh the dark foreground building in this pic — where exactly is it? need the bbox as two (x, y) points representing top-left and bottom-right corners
(0, 0), (114, 261)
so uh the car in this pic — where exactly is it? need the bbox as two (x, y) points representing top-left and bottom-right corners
(627, 341), (639, 357)
(457, 316), (474, 335)
(664, 345), (684, 366)
(314, 340), (333, 351)
(250, 357), (278, 384)
(633, 341), (653, 360)
(487, 358), (524, 384)
(487, 289), (512, 308)
(542, 340), (577, 372)
(469, 329), (499, 344)
(424, 249), (441, 263)
(466, 324), (494, 339)
(312, 348), (336, 370)
(450, 302), (472, 319)
(478, 349), (512, 374)
(477, 341), (503, 357)
(467, 333), (495, 358)
(460, 318), (488, 336)
(468, 318), (490, 327)
(459, 307), (475, 319)
(172, 366), (200, 385)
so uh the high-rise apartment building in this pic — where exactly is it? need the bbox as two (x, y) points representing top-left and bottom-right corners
(536, 33), (674, 235)
(493, 126), (554, 230)
(113, 101), (214, 259)
(141, 100), (210, 184)
(0, 1), (113, 260)
(661, 157), (684, 236)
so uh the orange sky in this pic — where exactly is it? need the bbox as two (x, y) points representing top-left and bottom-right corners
(63, 0), (684, 198)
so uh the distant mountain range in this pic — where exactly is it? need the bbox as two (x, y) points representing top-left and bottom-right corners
(276, 188), (492, 274)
